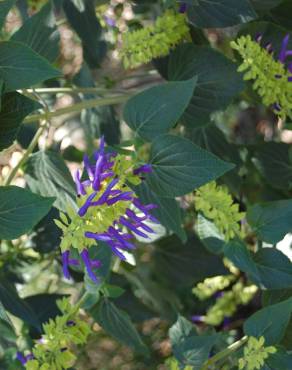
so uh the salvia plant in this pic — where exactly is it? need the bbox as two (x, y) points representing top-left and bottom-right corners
(0, 1), (292, 370)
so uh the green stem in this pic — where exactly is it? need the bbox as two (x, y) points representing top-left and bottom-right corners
(3, 124), (47, 186)
(23, 94), (131, 124)
(75, 291), (92, 311)
(201, 336), (248, 370)
(21, 87), (130, 95)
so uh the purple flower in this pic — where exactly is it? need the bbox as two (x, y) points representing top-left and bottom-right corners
(104, 16), (116, 27)
(61, 136), (159, 283)
(179, 2), (187, 13)
(191, 315), (204, 323)
(16, 352), (34, 365)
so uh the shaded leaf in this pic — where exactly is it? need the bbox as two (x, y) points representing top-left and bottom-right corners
(185, 0), (257, 28)
(63, 0), (106, 67)
(90, 297), (148, 354)
(11, 2), (60, 62)
(244, 297), (292, 345)
(0, 185), (54, 240)
(0, 41), (60, 91)
(247, 199), (292, 244)
(168, 44), (244, 127)
(24, 150), (76, 211)
(0, 92), (41, 151)
(0, 0), (16, 29)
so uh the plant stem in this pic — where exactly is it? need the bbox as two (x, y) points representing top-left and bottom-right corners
(3, 124), (47, 186)
(23, 94), (131, 124)
(201, 335), (248, 370)
(21, 87), (130, 95)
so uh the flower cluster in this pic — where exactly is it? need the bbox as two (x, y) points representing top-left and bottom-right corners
(193, 279), (257, 326)
(238, 336), (277, 370)
(55, 137), (158, 283)
(19, 298), (91, 370)
(194, 181), (245, 241)
(120, 10), (190, 69)
(231, 34), (292, 120)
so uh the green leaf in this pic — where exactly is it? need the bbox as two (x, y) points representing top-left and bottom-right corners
(185, 0), (257, 28)
(0, 41), (60, 91)
(251, 0), (283, 11)
(134, 181), (187, 242)
(0, 0), (16, 29)
(168, 44), (244, 126)
(169, 316), (219, 367)
(0, 280), (40, 330)
(63, 0), (106, 67)
(244, 297), (292, 345)
(253, 143), (292, 190)
(224, 241), (292, 290)
(270, 0), (292, 30)
(123, 78), (197, 141)
(0, 92), (41, 151)
(196, 214), (225, 255)
(266, 349), (292, 370)
(152, 234), (228, 289)
(146, 134), (234, 197)
(0, 185), (54, 240)
(11, 2), (60, 62)
(247, 199), (292, 244)
(90, 297), (148, 354)
(24, 150), (76, 211)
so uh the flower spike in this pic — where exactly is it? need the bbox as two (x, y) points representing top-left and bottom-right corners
(55, 138), (159, 283)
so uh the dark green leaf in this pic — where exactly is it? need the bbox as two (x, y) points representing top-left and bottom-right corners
(0, 0), (16, 29)
(152, 234), (228, 289)
(0, 41), (60, 91)
(90, 297), (148, 354)
(169, 316), (219, 368)
(0, 280), (40, 330)
(247, 199), (292, 244)
(266, 349), (292, 370)
(185, 0), (257, 28)
(134, 181), (187, 242)
(0, 185), (54, 240)
(63, 0), (106, 67)
(31, 207), (62, 253)
(253, 143), (292, 190)
(146, 134), (234, 197)
(0, 92), (41, 151)
(251, 0), (283, 11)
(11, 2), (60, 62)
(24, 150), (76, 211)
(244, 297), (292, 344)
(123, 78), (197, 141)
(270, 1), (292, 30)
(168, 44), (244, 126)
(24, 294), (62, 325)
(224, 241), (292, 289)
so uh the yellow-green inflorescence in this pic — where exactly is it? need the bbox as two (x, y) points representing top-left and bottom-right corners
(231, 35), (292, 120)
(121, 10), (190, 69)
(193, 276), (257, 326)
(238, 336), (277, 370)
(194, 181), (245, 241)
(25, 298), (91, 370)
(55, 155), (140, 255)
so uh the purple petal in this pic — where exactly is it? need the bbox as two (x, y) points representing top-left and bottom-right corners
(191, 315), (204, 323)
(126, 209), (147, 222)
(288, 76), (292, 82)
(133, 164), (152, 176)
(107, 241), (127, 260)
(84, 231), (112, 242)
(80, 249), (99, 284)
(135, 221), (154, 233)
(106, 191), (133, 205)
(92, 178), (119, 205)
(119, 217), (149, 238)
(179, 2), (187, 13)
(92, 155), (104, 191)
(68, 258), (79, 266)
(16, 352), (26, 365)
(62, 251), (71, 280)
(74, 170), (86, 196)
(279, 34), (290, 63)
(78, 191), (97, 217)
(255, 33), (263, 43)
(108, 226), (136, 249)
